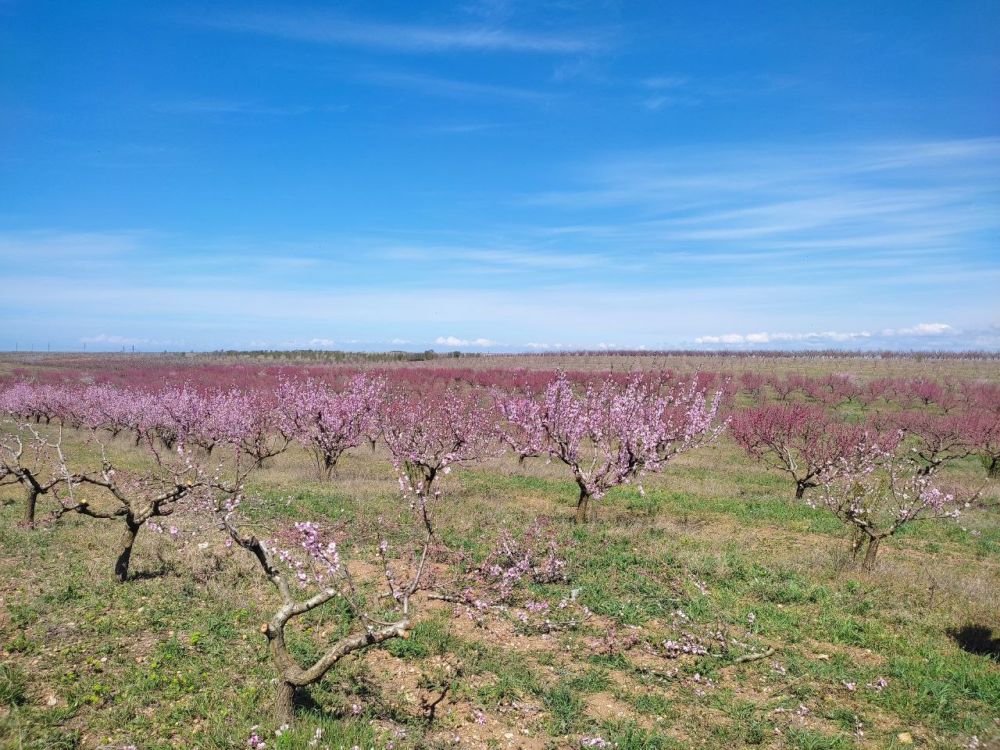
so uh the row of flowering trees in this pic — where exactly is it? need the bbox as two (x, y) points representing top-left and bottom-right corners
(3, 374), (995, 563)
(0, 372), (727, 723)
(738, 371), (1000, 412)
(0, 371), (994, 722)
(11, 360), (998, 414)
(0, 373), (728, 526)
(730, 400), (997, 568)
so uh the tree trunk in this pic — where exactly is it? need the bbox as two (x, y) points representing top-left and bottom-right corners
(275, 680), (297, 726)
(24, 486), (39, 526)
(794, 481), (806, 499)
(861, 537), (881, 572)
(114, 520), (141, 583)
(575, 488), (590, 524)
(319, 453), (336, 480)
(850, 529), (865, 560)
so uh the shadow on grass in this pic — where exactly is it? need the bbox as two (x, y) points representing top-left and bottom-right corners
(128, 566), (173, 581)
(948, 624), (1000, 661)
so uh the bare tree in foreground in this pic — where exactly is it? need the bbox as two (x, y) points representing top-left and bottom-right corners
(220, 495), (429, 725)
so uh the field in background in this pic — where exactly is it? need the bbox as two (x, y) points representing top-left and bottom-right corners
(2, 350), (1000, 387)
(1, 353), (998, 750)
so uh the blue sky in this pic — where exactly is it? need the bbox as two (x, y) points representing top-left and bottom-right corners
(2, 1), (999, 352)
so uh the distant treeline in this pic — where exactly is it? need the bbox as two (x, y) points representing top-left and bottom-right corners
(209, 348), (1000, 362)
(2, 349), (999, 370)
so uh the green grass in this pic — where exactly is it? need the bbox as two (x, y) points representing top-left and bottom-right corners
(1, 427), (997, 749)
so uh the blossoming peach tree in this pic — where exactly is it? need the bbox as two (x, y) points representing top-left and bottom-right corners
(497, 372), (726, 522)
(730, 403), (865, 499)
(813, 431), (966, 570)
(275, 374), (386, 479)
(381, 387), (497, 536)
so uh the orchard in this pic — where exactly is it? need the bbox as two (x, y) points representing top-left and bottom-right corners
(0, 353), (997, 749)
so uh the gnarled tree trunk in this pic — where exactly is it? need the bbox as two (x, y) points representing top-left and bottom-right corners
(861, 537), (881, 572)
(275, 680), (297, 726)
(24, 485), (39, 526)
(575, 486), (591, 524)
(114, 518), (142, 583)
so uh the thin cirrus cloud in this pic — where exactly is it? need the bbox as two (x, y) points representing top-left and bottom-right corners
(524, 138), (1000, 279)
(361, 71), (550, 102)
(381, 244), (608, 271)
(694, 324), (958, 346)
(192, 10), (603, 54)
(639, 74), (794, 111)
(151, 99), (348, 117)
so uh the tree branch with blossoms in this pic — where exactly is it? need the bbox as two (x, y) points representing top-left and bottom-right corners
(813, 430), (970, 570)
(498, 372), (726, 523)
(381, 388), (497, 537)
(218, 493), (429, 726)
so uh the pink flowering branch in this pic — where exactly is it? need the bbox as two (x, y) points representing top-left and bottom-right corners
(219, 495), (427, 726)
(813, 430), (967, 570)
(381, 388), (497, 536)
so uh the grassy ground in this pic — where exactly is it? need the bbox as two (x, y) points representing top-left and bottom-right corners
(1, 435), (998, 750)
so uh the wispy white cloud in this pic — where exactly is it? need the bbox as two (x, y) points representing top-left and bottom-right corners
(80, 334), (182, 347)
(193, 11), (602, 54)
(695, 330), (873, 345)
(362, 71), (549, 101)
(884, 323), (955, 336)
(434, 336), (496, 347)
(0, 229), (146, 259)
(423, 122), (505, 134)
(525, 341), (567, 350)
(522, 139), (1000, 282)
(152, 99), (347, 116)
(383, 244), (607, 270)
(694, 323), (962, 346)
(643, 76), (689, 89)
(308, 338), (336, 347)
(640, 73), (795, 110)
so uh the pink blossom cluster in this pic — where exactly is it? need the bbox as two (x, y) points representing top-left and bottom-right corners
(270, 521), (344, 586)
(497, 372), (726, 516)
(475, 520), (568, 603)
